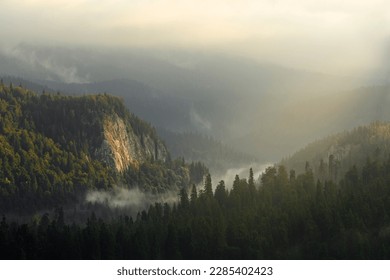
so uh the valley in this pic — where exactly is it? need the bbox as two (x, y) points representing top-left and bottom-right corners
(1, 40), (390, 261)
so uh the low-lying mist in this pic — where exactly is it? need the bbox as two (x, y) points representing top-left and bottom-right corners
(212, 162), (271, 189)
(85, 163), (271, 216)
(85, 186), (179, 211)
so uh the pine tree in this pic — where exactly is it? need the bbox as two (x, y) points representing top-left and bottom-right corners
(248, 168), (256, 194)
(214, 180), (227, 206)
(190, 184), (198, 203)
(179, 187), (189, 209)
(203, 174), (213, 198)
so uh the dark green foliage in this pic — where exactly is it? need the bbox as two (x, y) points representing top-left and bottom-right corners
(0, 84), (207, 213)
(23, 89), (159, 156)
(2, 84), (390, 259)
(202, 174), (213, 198)
(122, 159), (207, 193)
(0, 85), (116, 212)
(3, 157), (390, 259)
(189, 161), (209, 185)
(214, 180), (227, 207)
(282, 121), (390, 182)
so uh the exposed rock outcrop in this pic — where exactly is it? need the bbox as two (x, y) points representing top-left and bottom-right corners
(96, 113), (168, 172)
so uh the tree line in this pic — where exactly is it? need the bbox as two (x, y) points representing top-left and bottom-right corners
(0, 83), (208, 213)
(2, 156), (390, 259)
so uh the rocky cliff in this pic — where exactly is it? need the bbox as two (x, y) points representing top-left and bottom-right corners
(0, 84), (207, 212)
(97, 113), (168, 172)
(22, 91), (169, 174)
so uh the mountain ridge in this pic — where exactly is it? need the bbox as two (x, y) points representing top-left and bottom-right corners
(0, 83), (206, 213)
(281, 121), (390, 181)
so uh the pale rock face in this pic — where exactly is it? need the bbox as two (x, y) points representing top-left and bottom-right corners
(96, 113), (168, 172)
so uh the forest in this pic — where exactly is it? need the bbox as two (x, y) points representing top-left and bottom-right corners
(1, 156), (390, 259)
(0, 82), (207, 213)
(1, 82), (390, 259)
(158, 129), (256, 173)
(282, 121), (390, 178)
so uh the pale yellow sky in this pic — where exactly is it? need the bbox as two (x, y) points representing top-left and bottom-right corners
(1, 0), (389, 75)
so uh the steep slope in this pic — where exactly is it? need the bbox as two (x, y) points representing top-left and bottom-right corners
(1, 45), (363, 157)
(20, 89), (168, 172)
(0, 83), (205, 213)
(281, 122), (390, 181)
(39, 78), (193, 133)
(158, 129), (256, 173)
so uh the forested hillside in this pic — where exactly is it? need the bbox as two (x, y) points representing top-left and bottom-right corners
(2, 81), (390, 259)
(2, 156), (390, 259)
(281, 122), (390, 182)
(0, 82), (207, 213)
(158, 130), (256, 173)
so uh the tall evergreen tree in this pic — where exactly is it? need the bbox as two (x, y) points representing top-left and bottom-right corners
(203, 174), (213, 198)
(214, 180), (227, 206)
(190, 184), (198, 204)
(179, 187), (189, 209)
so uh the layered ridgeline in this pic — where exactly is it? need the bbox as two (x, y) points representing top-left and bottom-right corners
(3, 135), (390, 259)
(3, 85), (390, 258)
(0, 82), (207, 213)
(281, 122), (390, 181)
(158, 129), (256, 173)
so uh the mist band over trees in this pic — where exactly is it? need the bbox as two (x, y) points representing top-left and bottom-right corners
(2, 157), (390, 259)
(1, 0), (390, 261)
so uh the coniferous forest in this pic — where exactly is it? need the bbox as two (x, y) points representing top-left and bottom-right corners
(1, 82), (390, 259)
(2, 158), (390, 259)
(2, 0), (390, 269)
(0, 83), (207, 213)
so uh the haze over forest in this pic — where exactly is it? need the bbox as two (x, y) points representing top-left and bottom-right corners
(1, 1), (390, 164)
(2, 0), (390, 260)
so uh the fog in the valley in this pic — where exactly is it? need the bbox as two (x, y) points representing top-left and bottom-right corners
(86, 186), (179, 210)
(1, 0), (390, 169)
(215, 163), (272, 189)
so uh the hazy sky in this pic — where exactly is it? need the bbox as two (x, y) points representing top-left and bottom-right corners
(1, 0), (389, 75)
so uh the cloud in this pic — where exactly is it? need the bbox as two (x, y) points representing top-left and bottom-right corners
(1, 45), (89, 83)
(0, 0), (389, 75)
(189, 107), (212, 132)
(213, 162), (271, 189)
(85, 186), (179, 209)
